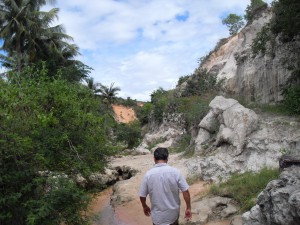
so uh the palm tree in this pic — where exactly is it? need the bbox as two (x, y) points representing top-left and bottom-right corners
(0, 0), (81, 79)
(96, 82), (121, 104)
(0, 0), (55, 71)
(84, 77), (100, 94)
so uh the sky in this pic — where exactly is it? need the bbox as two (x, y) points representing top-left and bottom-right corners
(43, 0), (272, 101)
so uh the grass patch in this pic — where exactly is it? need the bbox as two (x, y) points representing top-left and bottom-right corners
(209, 167), (280, 212)
(169, 134), (191, 153)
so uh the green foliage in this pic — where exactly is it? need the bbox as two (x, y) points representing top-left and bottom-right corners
(0, 0), (81, 75)
(181, 69), (224, 97)
(282, 84), (300, 115)
(96, 82), (121, 104)
(150, 87), (169, 123)
(177, 74), (190, 86)
(121, 97), (138, 107)
(136, 102), (153, 125)
(26, 177), (90, 225)
(251, 24), (272, 56)
(0, 66), (112, 224)
(244, 0), (268, 22)
(270, 0), (300, 42)
(169, 134), (191, 153)
(114, 121), (142, 149)
(210, 168), (280, 212)
(177, 96), (210, 128)
(222, 14), (245, 35)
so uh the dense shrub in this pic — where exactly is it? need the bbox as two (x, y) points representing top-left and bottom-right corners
(177, 74), (190, 86)
(114, 121), (142, 149)
(0, 67), (111, 224)
(177, 96), (210, 128)
(244, 0), (268, 23)
(150, 87), (169, 123)
(282, 84), (300, 114)
(270, 0), (300, 42)
(181, 69), (224, 97)
(136, 102), (153, 125)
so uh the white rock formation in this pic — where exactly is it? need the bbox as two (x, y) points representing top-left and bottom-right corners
(188, 96), (300, 182)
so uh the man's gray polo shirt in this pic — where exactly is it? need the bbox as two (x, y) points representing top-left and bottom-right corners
(139, 163), (189, 225)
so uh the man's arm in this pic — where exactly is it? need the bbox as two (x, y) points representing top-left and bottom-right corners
(182, 190), (192, 221)
(140, 196), (151, 216)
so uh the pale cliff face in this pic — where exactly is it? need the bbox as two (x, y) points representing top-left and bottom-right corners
(201, 8), (298, 103)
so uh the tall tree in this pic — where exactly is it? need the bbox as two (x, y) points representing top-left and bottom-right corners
(222, 14), (245, 35)
(0, 0), (56, 72)
(0, 0), (85, 82)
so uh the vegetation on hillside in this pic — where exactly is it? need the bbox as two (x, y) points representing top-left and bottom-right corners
(0, 67), (115, 224)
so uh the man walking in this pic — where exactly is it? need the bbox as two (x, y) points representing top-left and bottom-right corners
(139, 147), (192, 225)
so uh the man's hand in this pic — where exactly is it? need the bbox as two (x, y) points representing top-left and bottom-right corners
(140, 196), (151, 217)
(143, 205), (151, 216)
(185, 208), (192, 221)
(182, 190), (192, 221)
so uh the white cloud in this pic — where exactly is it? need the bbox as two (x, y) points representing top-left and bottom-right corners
(46, 0), (274, 101)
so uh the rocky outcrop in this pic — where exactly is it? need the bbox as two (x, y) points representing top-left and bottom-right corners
(186, 96), (300, 182)
(136, 112), (186, 153)
(243, 161), (300, 225)
(198, 8), (299, 103)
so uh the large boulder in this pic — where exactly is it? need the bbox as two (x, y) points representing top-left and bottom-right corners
(195, 96), (258, 156)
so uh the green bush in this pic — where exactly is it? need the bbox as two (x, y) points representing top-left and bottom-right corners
(169, 134), (191, 153)
(251, 24), (272, 56)
(0, 67), (112, 224)
(181, 69), (224, 97)
(244, 0), (268, 23)
(270, 0), (300, 42)
(210, 168), (280, 212)
(177, 74), (190, 86)
(177, 96), (210, 128)
(150, 87), (169, 123)
(282, 84), (300, 115)
(136, 102), (153, 125)
(114, 121), (142, 149)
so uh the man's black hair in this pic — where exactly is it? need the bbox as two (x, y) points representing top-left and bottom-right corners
(154, 147), (169, 160)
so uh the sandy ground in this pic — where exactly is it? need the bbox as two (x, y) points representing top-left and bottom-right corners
(89, 154), (231, 225)
(112, 105), (137, 123)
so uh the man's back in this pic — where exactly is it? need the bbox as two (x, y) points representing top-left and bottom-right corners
(140, 163), (189, 225)
(139, 148), (192, 225)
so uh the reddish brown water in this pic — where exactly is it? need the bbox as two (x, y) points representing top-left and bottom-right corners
(88, 181), (231, 225)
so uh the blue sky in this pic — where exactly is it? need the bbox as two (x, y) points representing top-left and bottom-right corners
(40, 0), (270, 101)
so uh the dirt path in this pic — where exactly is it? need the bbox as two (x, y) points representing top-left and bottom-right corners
(89, 154), (231, 225)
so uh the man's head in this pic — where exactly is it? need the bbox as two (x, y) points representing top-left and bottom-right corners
(154, 148), (169, 162)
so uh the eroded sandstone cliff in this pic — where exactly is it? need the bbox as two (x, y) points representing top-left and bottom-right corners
(200, 8), (299, 103)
